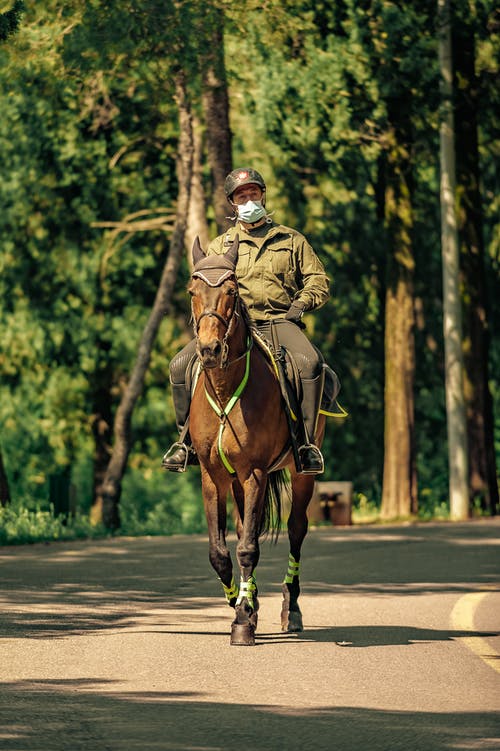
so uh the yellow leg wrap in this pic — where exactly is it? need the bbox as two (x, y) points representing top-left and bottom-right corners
(283, 553), (300, 584)
(236, 575), (257, 609)
(222, 577), (239, 603)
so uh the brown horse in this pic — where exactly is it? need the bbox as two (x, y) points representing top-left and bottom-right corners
(188, 235), (325, 646)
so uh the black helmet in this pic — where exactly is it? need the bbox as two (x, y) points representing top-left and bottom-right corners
(224, 167), (266, 201)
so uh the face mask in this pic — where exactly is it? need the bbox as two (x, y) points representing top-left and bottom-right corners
(237, 200), (266, 224)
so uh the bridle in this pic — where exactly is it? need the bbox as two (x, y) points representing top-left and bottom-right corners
(192, 288), (251, 369)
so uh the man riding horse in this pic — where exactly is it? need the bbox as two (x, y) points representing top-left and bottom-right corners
(162, 166), (330, 475)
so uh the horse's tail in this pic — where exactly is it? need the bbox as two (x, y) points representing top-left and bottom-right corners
(260, 469), (289, 542)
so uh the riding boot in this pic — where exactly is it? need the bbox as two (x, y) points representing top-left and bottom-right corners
(161, 382), (198, 472)
(298, 372), (325, 475)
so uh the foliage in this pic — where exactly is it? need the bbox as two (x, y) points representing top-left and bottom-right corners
(0, 505), (105, 545)
(0, 0), (498, 541)
(0, 1), (24, 42)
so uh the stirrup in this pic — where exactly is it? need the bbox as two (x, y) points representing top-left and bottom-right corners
(161, 442), (189, 473)
(298, 443), (324, 475)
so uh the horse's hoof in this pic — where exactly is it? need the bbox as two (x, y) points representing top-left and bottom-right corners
(281, 610), (303, 632)
(230, 622), (255, 646)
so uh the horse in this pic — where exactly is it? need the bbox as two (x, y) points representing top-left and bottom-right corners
(188, 235), (326, 646)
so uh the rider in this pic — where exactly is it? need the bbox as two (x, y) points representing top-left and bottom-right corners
(162, 166), (330, 474)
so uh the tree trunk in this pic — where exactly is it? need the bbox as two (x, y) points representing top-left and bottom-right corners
(201, 6), (233, 234)
(380, 128), (418, 520)
(452, 7), (498, 515)
(89, 354), (113, 525)
(438, 0), (469, 521)
(96, 72), (194, 529)
(185, 115), (210, 267)
(0, 447), (11, 506)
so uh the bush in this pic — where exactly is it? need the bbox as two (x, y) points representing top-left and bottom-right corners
(0, 505), (106, 545)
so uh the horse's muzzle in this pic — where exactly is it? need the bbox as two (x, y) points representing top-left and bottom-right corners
(198, 340), (222, 368)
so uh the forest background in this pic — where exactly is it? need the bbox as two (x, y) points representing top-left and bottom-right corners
(0, 0), (498, 541)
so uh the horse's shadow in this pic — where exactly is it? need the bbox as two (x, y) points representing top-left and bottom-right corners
(151, 624), (499, 649)
(259, 624), (500, 647)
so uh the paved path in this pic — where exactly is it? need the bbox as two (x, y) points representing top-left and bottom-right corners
(0, 520), (499, 750)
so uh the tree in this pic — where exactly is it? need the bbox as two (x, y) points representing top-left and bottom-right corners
(380, 119), (418, 519)
(200, 5), (233, 233)
(438, 0), (469, 520)
(97, 73), (194, 528)
(452, 0), (498, 514)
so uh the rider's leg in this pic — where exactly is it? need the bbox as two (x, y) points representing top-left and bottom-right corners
(271, 320), (325, 474)
(162, 339), (198, 472)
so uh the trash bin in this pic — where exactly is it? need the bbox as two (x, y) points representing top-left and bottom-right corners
(308, 481), (353, 525)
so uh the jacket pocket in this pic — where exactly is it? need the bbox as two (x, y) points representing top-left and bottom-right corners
(236, 248), (250, 276)
(270, 246), (293, 275)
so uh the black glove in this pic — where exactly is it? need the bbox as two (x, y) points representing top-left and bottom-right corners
(285, 301), (306, 327)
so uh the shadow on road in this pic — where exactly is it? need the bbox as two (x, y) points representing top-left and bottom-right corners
(0, 522), (498, 640)
(0, 678), (499, 751)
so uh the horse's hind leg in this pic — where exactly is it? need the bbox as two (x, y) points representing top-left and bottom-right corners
(281, 474), (315, 632)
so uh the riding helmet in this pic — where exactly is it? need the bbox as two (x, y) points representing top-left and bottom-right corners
(224, 167), (266, 201)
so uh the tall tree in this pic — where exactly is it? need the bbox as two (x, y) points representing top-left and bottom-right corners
(452, 0), (498, 514)
(98, 73), (194, 528)
(380, 119), (418, 518)
(201, 5), (233, 233)
(438, 0), (469, 519)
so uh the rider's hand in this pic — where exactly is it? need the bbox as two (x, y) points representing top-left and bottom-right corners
(285, 301), (306, 328)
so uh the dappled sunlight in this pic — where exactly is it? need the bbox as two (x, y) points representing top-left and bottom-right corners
(0, 679), (499, 751)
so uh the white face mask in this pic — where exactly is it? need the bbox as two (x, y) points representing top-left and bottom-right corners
(237, 200), (266, 224)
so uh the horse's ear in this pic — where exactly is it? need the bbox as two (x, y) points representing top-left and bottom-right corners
(225, 234), (239, 269)
(192, 236), (206, 267)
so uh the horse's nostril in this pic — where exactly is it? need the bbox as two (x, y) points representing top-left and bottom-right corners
(200, 340), (222, 361)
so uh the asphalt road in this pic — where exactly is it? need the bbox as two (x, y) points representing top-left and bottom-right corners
(0, 520), (499, 751)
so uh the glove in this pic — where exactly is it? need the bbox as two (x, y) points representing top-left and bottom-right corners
(285, 301), (306, 327)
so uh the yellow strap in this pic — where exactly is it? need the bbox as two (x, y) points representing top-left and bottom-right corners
(283, 553), (300, 584)
(222, 577), (239, 603)
(320, 401), (349, 418)
(236, 575), (257, 608)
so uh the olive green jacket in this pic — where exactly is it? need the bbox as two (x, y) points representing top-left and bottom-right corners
(207, 221), (330, 321)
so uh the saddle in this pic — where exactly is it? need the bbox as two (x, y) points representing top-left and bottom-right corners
(251, 325), (343, 418)
(186, 329), (343, 421)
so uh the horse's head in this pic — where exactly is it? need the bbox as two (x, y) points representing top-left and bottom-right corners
(189, 236), (241, 368)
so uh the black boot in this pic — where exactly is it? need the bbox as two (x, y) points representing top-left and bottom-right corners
(298, 372), (325, 475)
(161, 441), (198, 472)
(161, 382), (197, 473)
(298, 444), (324, 474)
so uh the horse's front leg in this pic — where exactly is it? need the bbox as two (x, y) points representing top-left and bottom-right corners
(201, 468), (238, 608)
(281, 474), (315, 632)
(231, 469), (265, 646)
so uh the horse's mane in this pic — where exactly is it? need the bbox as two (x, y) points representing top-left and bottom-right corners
(237, 295), (277, 365)
(237, 295), (255, 335)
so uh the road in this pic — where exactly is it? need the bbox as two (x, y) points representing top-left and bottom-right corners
(0, 520), (499, 751)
